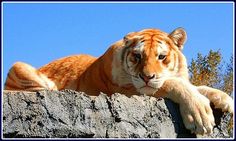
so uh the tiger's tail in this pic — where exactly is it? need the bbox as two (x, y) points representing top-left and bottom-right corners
(4, 62), (57, 91)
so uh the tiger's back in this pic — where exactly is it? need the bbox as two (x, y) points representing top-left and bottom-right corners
(38, 55), (97, 90)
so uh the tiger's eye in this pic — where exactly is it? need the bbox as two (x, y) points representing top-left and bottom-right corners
(158, 55), (166, 60)
(134, 53), (141, 61)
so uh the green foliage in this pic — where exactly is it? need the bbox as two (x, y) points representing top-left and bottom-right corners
(222, 55), (233, 94)
(188, 50), (233, 94)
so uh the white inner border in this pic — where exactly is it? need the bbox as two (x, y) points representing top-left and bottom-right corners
(1, 1), (235, 140)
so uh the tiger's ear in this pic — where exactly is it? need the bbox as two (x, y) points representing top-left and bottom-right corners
(123, 32), (142, 47)
(168, 27), (187, 50)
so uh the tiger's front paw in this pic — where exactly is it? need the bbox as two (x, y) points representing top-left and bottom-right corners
(210, 91), (233, 113)
(198, 86), (234, 114)
(180, 94), (215, 135)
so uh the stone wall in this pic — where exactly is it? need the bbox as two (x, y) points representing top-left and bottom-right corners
(2, 90), (233, 138)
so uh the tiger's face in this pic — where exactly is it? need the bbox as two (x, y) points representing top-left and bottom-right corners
(120, 28), (187, 95)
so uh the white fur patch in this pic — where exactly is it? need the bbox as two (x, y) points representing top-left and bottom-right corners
(39, 74), (57, 90)
(133, 41), (145, 52)
(156, 42), (169, 60)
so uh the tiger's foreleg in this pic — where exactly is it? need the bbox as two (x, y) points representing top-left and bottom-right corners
(155, 77), (215, 135)
(4, 62), (57, 91)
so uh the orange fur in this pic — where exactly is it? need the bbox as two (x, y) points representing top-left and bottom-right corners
(4, 28), (233, 135)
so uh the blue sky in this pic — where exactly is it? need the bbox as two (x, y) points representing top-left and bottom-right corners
(2, 2), (234, 83)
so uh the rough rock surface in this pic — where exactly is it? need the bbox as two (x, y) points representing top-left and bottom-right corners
(2, 90), (233, 138)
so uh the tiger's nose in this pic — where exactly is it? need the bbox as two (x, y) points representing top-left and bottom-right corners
(139, 73), (155, 83)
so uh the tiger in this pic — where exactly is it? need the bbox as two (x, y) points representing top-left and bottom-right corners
(4, 28), (234, 135)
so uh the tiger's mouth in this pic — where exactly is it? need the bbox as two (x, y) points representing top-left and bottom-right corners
(132, 77), (166, 95)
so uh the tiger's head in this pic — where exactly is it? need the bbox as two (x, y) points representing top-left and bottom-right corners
(111, 28), (188, 95)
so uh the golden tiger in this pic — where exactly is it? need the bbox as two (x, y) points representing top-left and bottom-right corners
(4, 28), (234, 135)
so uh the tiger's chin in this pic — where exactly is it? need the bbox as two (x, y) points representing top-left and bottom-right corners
(137, 86), (158, 95)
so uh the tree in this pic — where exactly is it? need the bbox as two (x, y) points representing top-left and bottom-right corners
(188, 50), (222, 88)
(221, 55), (233, 95)
(188, 50), (233, 95)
